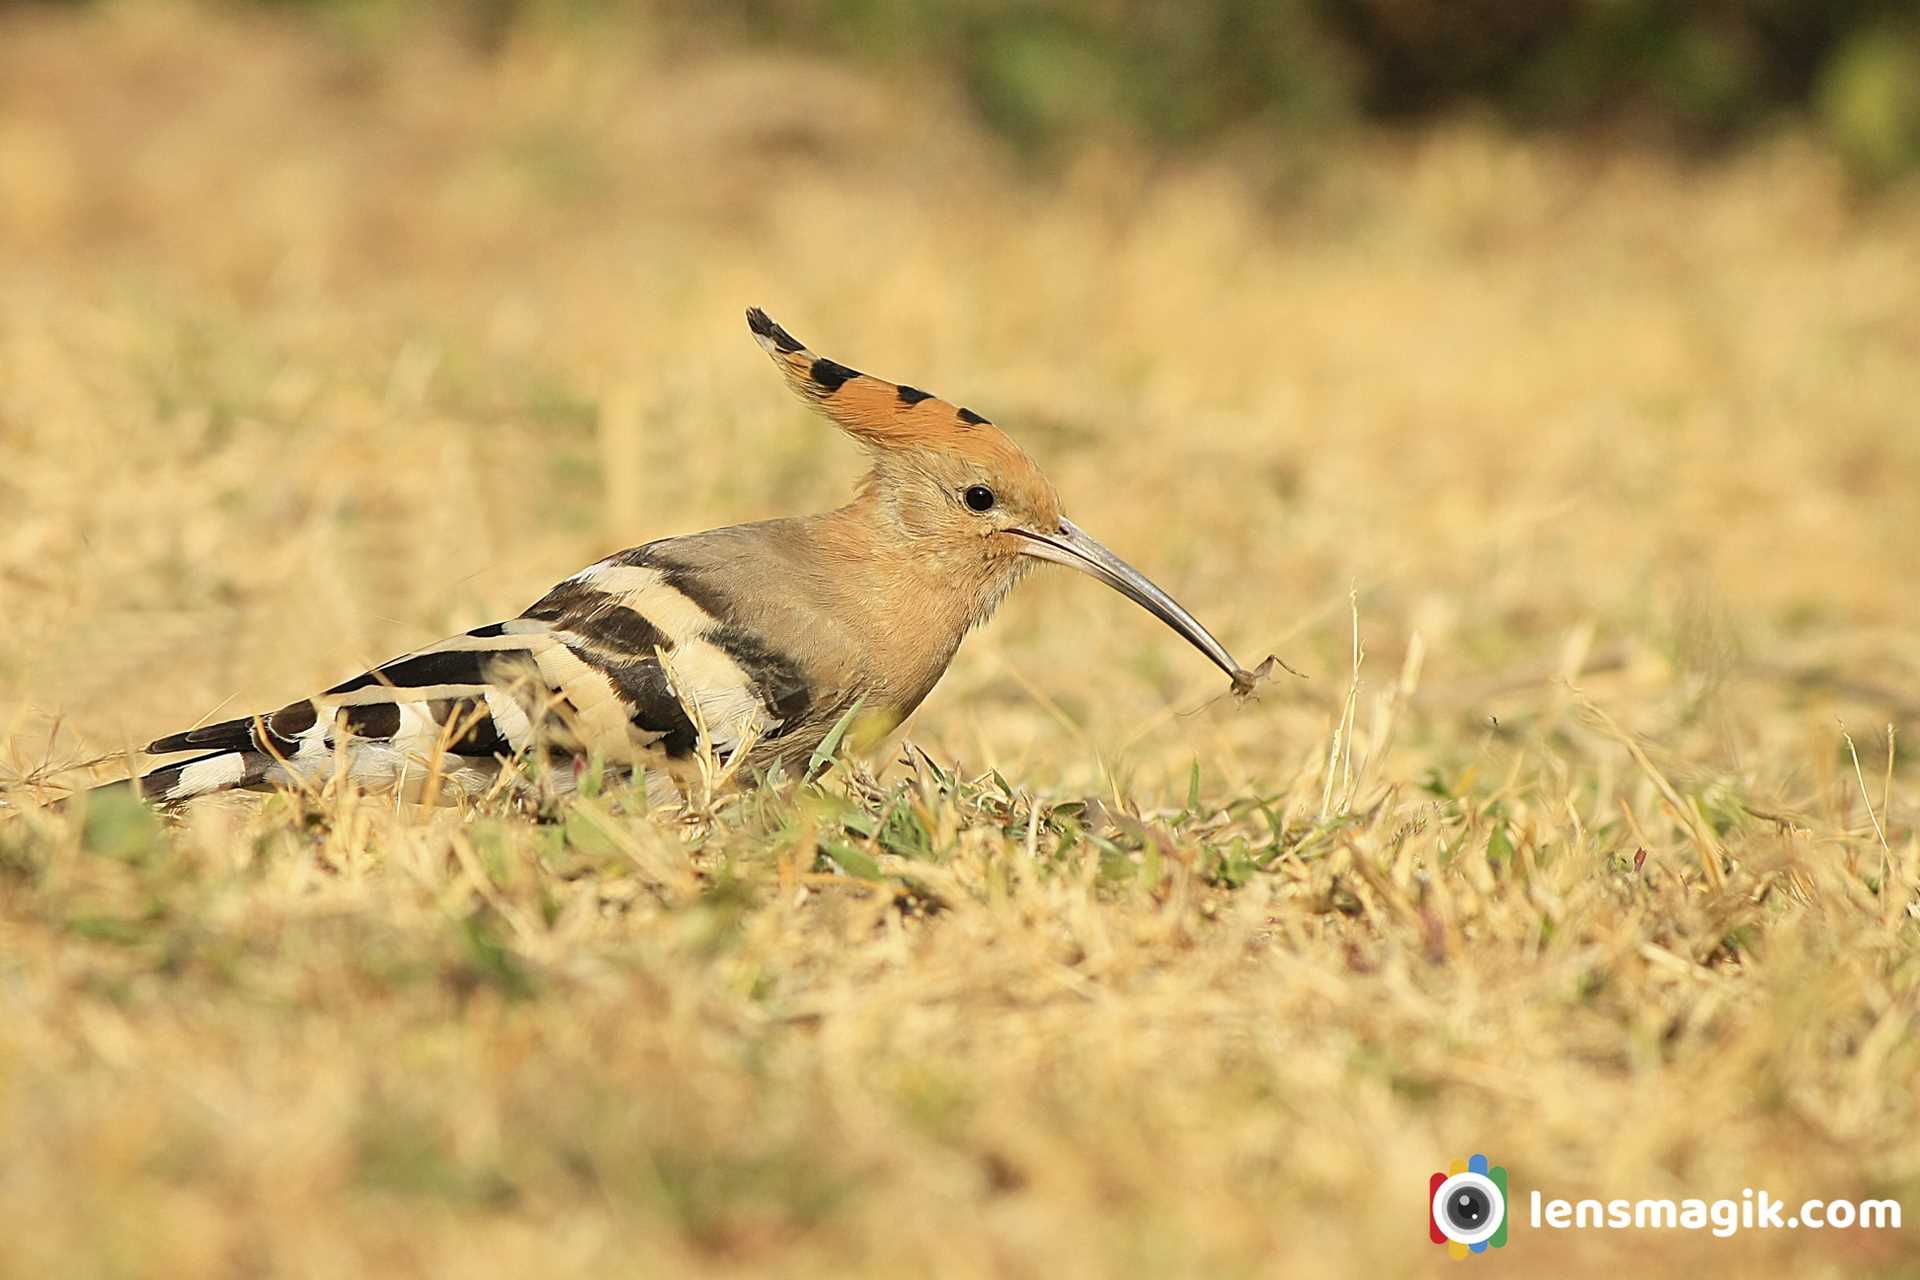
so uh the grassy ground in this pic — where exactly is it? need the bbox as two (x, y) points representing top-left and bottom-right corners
(3, 5), (1919, 1277)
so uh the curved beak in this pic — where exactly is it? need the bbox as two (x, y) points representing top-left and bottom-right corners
(1011, 517), (1250, 686)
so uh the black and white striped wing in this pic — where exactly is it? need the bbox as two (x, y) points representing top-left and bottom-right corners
(519, 542), (815, 760)
(138, 543), (814, 802)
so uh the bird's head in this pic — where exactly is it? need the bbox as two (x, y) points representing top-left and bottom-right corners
(747, 307), (1255, 687)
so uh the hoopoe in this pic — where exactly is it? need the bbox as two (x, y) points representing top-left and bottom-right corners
(127, 309), (1267, 804)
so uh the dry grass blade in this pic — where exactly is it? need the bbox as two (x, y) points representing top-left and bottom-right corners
(1574, 688), (1729, 892)
(1840, 720), (1892, 854)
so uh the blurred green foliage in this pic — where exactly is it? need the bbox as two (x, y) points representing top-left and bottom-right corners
(1816, 20), (1920, 180)
(739, 0), (1359, 145)
(13, 0), (1919, 175)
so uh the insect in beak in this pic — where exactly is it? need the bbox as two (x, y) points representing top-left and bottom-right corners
(1010, 517), (1262, 691)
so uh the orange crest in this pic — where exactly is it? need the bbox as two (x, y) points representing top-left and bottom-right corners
(746, 308), (1029, 470)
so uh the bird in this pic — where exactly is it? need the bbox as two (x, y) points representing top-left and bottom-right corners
(124, 309), (1268, 805)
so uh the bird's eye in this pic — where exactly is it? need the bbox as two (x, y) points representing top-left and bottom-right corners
(963, 485), (996, 513)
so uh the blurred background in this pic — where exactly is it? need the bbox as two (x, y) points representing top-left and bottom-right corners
(13, 0), (1920, 174)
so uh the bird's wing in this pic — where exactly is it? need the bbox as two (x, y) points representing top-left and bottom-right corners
(527, 539), (818, 756)
(140, 541), (819, 801)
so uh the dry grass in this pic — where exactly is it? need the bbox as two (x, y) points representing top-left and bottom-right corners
(3, 5), (1919, 1277)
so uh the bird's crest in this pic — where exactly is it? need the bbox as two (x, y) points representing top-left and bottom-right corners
(746, 307), (1020, 464)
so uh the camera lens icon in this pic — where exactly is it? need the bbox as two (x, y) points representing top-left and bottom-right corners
(1436, 1173), (1500, 1241)
(1428, 1154), (1508, 1258)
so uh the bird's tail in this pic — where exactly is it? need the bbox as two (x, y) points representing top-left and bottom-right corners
(133, 748), (274, 803)
(12, 744), (272, 812)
